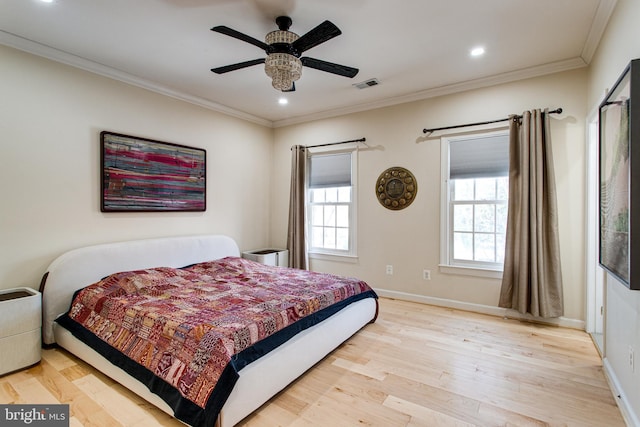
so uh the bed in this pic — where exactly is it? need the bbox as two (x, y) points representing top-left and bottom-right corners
(40, 234), (378, 427)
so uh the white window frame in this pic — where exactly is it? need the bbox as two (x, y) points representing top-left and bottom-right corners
(439, 129), (508, 279)
(307, 148), (358, 262)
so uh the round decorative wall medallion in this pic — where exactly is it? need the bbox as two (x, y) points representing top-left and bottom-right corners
(375, 166), (418, 210)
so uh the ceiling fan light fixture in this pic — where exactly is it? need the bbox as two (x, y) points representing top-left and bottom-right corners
(265, 53), (302, 91)
(265, 29), (299, 45)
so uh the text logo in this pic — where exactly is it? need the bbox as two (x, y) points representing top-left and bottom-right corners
(1, 405), (69, 426)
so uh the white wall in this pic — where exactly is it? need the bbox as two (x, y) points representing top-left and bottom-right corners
(272, 69), (587, 322)
(587, 0), (640, 423)
(0, 45), (274, 290)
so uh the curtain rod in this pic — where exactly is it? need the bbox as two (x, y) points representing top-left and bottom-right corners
(422, 108), (563, 134)
(303, 137), (367, 149)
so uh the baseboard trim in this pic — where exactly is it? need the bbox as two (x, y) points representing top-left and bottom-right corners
(603, 357), (640, 427)
(373, 288), (585, 330)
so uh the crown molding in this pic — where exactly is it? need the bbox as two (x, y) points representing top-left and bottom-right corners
(581, 0), (618, 64)
(0, 30), (272, 128)
(3, 13), (601, 131)
(272, 57), (587, 128)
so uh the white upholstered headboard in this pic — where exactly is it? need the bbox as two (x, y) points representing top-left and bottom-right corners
(40, 234), (240, 345)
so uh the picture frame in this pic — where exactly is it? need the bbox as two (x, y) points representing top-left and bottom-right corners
(599, 59), (640, 289)
(101, 131), (206, 212)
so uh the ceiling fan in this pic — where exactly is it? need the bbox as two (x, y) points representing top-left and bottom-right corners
(210, 16), (359, 92)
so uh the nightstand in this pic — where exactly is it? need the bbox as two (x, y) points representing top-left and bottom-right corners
(0, 287), (42, 376)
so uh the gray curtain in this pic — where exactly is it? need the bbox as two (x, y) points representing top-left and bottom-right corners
(287, 145), (308, 270)
(499, 109), (564, 317)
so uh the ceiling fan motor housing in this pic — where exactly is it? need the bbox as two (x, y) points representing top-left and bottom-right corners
(265, 26), (301, 56)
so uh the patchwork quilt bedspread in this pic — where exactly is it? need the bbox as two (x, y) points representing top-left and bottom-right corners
(56, 256), (377, 426)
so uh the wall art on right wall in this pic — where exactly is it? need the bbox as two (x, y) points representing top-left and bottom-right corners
(599, 58), (640, 289)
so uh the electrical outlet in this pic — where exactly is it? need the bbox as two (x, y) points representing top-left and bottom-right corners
(386, 265), (393, 275)
(629, 346), (635, 373)
(423, 269), (431, 280)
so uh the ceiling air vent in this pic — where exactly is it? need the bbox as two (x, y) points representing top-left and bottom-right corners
(353, 78), (380, 89)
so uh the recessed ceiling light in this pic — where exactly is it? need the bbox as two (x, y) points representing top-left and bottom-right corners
(278, 98), (288, 105)
(40, 0), (54, 3)
(470, 47), (485, 57)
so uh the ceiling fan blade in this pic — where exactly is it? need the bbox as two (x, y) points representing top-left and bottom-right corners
(301, 57), (359, 78)
(211, 26), (270, 52)
(292, 20), (341, 54)
(211, 58), (266, 74)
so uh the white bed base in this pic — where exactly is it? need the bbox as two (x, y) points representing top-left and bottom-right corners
(40, 235), (377, 427)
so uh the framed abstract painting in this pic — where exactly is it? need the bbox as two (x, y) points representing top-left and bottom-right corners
(101, 131), (206, 212)
(599, 59), (640, 289)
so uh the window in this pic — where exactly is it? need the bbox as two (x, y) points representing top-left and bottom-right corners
(307, 151), (356, 258)
(440, 131), (509, 275)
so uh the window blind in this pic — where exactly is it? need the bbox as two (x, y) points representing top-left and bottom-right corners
(449, 134), (509, 179)
(309, 152), (352, 188)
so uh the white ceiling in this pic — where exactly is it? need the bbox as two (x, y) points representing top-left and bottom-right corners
(0, 0), (616, 127)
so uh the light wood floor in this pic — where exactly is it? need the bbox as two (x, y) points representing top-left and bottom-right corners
(0, 298), (625, 426)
